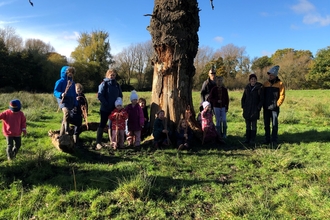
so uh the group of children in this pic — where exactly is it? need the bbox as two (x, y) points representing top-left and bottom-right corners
(108, 91), (149, 150)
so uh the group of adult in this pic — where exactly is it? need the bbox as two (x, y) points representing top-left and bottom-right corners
(200, 65), (285, 145)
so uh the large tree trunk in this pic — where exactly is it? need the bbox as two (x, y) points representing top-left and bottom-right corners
(148, 0), (200, 132)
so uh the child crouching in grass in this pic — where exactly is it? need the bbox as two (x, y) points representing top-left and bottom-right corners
(0, 99), (27, 161)
(176, 118), (193, 150)
(152, 110), (170, 149)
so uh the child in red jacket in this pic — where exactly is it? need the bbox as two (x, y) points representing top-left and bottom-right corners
(0, 99), (27, 160)
(109, 97), (128, 150)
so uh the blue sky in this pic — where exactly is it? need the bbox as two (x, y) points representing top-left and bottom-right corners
(0, 0), (329, 59)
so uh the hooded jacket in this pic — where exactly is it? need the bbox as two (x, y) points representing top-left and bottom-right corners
(98, 78), (123, 113)
(53, 66), (77, 109)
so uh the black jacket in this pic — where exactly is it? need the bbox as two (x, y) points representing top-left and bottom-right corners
(241, 82), (263, 121)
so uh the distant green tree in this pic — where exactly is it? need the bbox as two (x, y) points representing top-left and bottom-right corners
(71, 30), (113, 90)
(307, 46), (330, 89)
(251, 56), (273, 82)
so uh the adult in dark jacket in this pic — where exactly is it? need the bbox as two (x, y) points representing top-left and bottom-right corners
(262, 65), (285, 145)
(96, 69), (123, 150)
(200, 68), (217, 103)
(53, 66), (77, 137)
(241, 73), (263, 144)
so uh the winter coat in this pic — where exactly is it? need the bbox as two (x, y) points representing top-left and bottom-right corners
(0, 109), (26, 137)
(208, 86), (229, 110)
(152, 117), (167, 142)
(125, 104), (144, 131)
(262, 78), (285, 110)
(53, 66), (77, 110)
(200, 78), (217, 102)
(98, 78), (123, 113)
(109, 108), (128, 130)
(241, 82), (263, 121)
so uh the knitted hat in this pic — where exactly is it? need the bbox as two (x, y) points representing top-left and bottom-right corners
(202, 101), (210, 109)
(267, 65), (280, 77)
(9, 99), (21, 112)
(249, 73), (257, 80)
(115, 97), (123, 107)
(130, 90), (138, 101)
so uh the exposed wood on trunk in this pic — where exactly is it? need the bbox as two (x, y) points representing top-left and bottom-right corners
(148, 0), (202, 138)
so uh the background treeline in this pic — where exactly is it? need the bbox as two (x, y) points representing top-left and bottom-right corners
(1, 26), (330, 93)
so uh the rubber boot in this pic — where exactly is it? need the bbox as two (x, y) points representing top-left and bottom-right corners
(243, 130), (251, 144)
(73, 135), (79, 147)
(96, 127), (104, 150)
(215, 126), (221, 136)
(250, 130), (257, 145)
(222, 125), (227, 139)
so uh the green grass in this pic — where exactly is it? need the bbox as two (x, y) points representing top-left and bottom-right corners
(1, 90), (330, 219)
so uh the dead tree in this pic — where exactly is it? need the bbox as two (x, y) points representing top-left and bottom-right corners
(147, 0), (201, 134)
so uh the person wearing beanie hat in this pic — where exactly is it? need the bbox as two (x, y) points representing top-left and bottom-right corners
(200, 99), (225, 145)
(202, 101), (210, 109)
(125, 90), (144, 148)
(109, 97), (128, 150)
(262, 65), (285, 146)
(130, 90), (139, 101)
(0, 99), (27, 160)
(267, 65), (279, 77)
(96, 69), (123, 150)
(53, 66), (77, 138)
(241, 73), (263, 145)
(249, 73), (257, 81)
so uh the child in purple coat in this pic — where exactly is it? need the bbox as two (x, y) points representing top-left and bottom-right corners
(125, 90), (144, 147)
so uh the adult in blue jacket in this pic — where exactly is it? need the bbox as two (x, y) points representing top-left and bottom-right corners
(96, 69), (123, 150)
(53, 66), (77, 137)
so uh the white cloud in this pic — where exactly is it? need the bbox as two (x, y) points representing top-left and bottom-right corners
(214, 36), (224, 43)
(291, 0), (315, 14)
(303, 14), (330, 26)
(291, 0), (330, 26)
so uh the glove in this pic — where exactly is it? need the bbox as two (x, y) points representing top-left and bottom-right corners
(268, 104), (276, 110)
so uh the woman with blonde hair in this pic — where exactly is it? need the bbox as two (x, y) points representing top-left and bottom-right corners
(96, 69), (123, 150)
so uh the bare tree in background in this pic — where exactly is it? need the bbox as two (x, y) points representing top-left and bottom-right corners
(0, 26), (23, 53)
(24, 38), (55, 54)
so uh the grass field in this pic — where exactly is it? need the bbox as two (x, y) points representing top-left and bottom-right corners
(0, 90), (330, 219)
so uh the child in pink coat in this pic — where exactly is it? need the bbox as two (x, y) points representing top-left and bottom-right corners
(0, 99), (27, 160)
(125, 90), (145, 147)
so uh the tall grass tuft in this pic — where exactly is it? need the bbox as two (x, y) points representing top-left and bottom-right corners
(113, 169), (156, 202)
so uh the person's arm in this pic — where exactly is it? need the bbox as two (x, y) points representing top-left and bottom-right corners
(241, 89), (246, 109)
(277, 82), (285, 107)
(53, 79), (64, 99)
(200, 81), (207, 102)
(97, 82), (109, 107)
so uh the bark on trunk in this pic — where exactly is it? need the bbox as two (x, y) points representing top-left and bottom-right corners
(148, 0), (200, 133)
